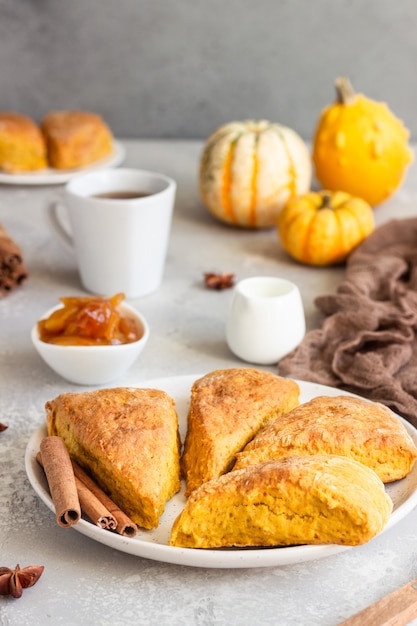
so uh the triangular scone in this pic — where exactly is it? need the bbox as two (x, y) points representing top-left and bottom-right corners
(233, 395), (417, 482)
(45, 387), (181, 529)
(181, 368), (300, 495)
(170, 455), (393, 549)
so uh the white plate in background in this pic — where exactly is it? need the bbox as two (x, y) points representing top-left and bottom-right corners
(0, 140), (125, 186)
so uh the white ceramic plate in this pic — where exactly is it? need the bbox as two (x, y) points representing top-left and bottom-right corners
(25, 375), (417, 569)
(0, 140), (125, 185)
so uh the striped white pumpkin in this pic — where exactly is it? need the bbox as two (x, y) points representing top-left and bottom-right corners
(199, 120), (312, 228)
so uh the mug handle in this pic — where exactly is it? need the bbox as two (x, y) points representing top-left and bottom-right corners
(47, 202), (75, 254)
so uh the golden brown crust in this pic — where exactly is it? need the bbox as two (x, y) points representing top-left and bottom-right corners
(170, 455), (393, 548)
(233, 395), (417, 482)
(0, 112), (47, 172)
(41, 110), (113, 169)
(45, 387), (181, 529)
(181, 368), (300, 495)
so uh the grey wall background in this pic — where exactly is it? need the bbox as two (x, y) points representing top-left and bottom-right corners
(0, 0), (416, 140)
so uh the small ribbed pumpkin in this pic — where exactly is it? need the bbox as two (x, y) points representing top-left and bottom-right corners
(199, 120), (312, 228)
(312, 77), (413, 206)
(277, 190), (375, 266)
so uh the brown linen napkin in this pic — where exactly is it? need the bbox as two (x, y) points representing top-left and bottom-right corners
(278, 217), (417, 427)
(0, 223), (28, 295)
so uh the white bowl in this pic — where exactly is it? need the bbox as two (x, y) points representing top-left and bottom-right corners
(31, 302), (150, 385)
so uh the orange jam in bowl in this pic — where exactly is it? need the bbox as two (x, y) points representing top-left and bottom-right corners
(38, 292), (143, 346)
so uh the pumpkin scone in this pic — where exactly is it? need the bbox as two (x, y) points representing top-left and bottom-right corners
(233, 395), (417, 482)
(0, 112), (47, 173)
(45, 387), (181, 529)
(41, 110), (113, 169)
(181, 368), (300, 495)
(170, 455), (393, 548)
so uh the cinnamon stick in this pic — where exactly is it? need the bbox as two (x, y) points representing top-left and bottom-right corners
(0, 224), (28, 296)
(38, 437), (81, 528)
(71, 460), (138, 537)
(37, 450), (137, 536)
(74, 476), (117, 530)
(37, 452), (117, 530)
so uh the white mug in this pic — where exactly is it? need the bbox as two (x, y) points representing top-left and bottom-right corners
(226, 276), (305, 365)
(48, 168), (176, 298)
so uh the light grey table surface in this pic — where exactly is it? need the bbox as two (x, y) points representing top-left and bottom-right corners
(1, 140), (417, 626)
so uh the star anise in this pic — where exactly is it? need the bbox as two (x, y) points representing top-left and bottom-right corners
(204, 272), (235, 290)
(0, 564), (44, 598)
(0, 422), (8, 432)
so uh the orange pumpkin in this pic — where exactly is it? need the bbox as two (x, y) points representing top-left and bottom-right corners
(277, 190), (375, 266)
(312, 77), (413, 206)
(199, 120), (311, 228)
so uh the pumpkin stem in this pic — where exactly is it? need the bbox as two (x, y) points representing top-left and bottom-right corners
(320, 192), (333, 209)
(335, 76), (356, 105)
